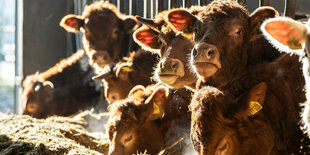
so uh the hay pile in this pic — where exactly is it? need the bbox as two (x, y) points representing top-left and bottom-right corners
(0, 111), (109, 155)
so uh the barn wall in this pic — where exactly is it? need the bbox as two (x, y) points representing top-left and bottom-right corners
(23, 0), (74, 77)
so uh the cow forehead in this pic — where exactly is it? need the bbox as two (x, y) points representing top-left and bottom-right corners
(86, 16), (119, 30)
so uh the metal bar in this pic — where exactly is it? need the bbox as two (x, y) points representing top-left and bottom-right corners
(129, 0), (132, 15)
(151, 0), (154, 18)
(259, 0), (270, 6)
(143, 0), (147, 18)
(168, 0), (171, 9)
(117, 0), (120, 12)
(15, 0), (23, 114)
(284, 0), (296, 18)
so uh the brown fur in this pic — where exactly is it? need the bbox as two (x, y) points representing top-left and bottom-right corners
(107, 84), (193, 155)
(94, 49), (158, 104)
(60, 1), (139, 72)
(190, 54), (306, 154)
(22, 50), (102, 118)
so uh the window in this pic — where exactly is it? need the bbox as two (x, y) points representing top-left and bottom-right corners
(0, 0), (15, 114)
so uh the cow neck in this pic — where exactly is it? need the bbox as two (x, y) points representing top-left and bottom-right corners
(219, 73), (248, 97)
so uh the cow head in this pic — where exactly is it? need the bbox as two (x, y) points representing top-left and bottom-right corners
(93, 63), (133, 104)
(60, 1), (138, 70)
(190, 82), (274, 155)
(107, 85), (169, 155)
(166, 1), (278, 86)
(133, 8), (203, 89)
(107, 84), (192, 154)
(22, 75), (54, 118)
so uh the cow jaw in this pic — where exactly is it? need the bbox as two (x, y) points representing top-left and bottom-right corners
(193, 62), (219, 78)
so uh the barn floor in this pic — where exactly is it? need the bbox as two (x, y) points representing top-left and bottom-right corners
(0, 111), (110, 155)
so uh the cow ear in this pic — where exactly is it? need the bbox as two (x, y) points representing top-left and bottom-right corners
(146, 85), (169, 120)
(43, 81), (54, 103)
(122, 16), (138, 32)
(133, 26), (160, 53)
(116, 63), (132, 81)
(246, 82), (267, 116)
(165, 8), (197, 38)
(249, 7), (279, 40)
(128, 85), (146, 99)
(261, 17), (307, 55)
(60, 14), (84, 33)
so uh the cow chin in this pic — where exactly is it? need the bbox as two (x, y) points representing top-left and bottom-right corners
(159, 74), (180, 85)
(193, 63), (218, 79)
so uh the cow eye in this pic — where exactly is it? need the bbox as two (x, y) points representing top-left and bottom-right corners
(123, 134), (133, 145)
(194, 27), (198, 34)
(112, 28), (119, 39)
(158, 40), (162, 46)
(111, 95), (118, 101)
(235, 29), (242, 35)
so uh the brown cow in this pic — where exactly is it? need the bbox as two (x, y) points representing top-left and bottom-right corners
(132, 7), (205, 89)
(260, 17), (310, 135)
(22, 50), (102, 118)
(190, 53), (306, 154)
(60, 1), (139, 72)
(92, 49), (158, 104)
(165, 1), (281, 88)
(107, 84), (193, 155)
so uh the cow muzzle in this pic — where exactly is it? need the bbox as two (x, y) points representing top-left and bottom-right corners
(191, 44), (221, 78)
(157, 58), (185, 85)
(91, 50), (111, 68)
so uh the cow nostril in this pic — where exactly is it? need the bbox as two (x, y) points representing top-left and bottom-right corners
(102, 53), (109, 61)
(172, 62), (178, 69)
(208, 50), (215, 56)
(192, 48), (198, 58)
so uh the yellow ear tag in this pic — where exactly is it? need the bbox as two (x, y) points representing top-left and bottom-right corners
(152, 101), (160, 115)
(249, 101), (263, 116)
(287, 37), (303, 50)
(121, 66), (132, 72)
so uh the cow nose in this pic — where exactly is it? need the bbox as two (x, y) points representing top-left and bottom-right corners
(206, 48), (216, 59)
(92, 51), (110, 63)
